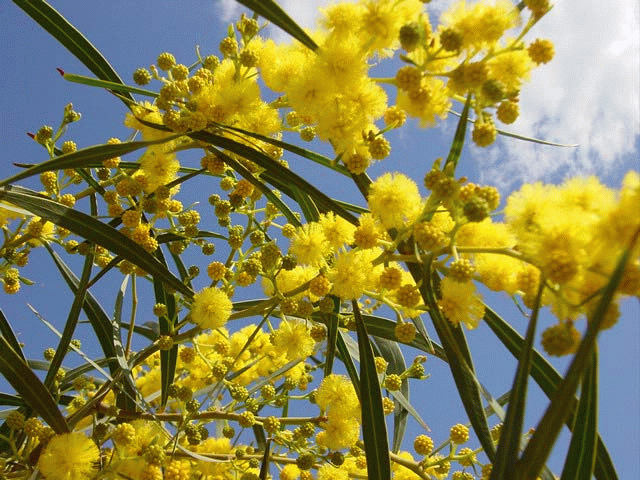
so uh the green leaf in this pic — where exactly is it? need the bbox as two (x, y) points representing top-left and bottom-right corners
(43, 248), (94, 391)
(232, 0), (319, 51)
(491, 282), (544, 480)
(189, 131), (358, 225)
(293, 185), (320, 223)
(0, 138), (176, 187)
(213, 148), (302, 227)
(218, 124), (351, 176)
(516, 229), (638, 480)
(153, 246), (179, 408)
(483, 306), (617, 480)
(0, 310), (26, 363)
(0, 393), (24, 407)
(323, 296), (340, 378)
(0, 335), (69, 433)
(62, 72), (159, 98)
(336, 330), (360, 397)
(372, 337), (409, 453)
(561, 349), (598, 480)
(413, 264), (496, 461)
(259, 437), (272, 480)
(12, 0), (134, 104)
(449, 108), (579, 147)
(444, 94), (471, 172)
(353, 301), (391, 480)
(45, 244), (118, 371)
(111, 276), (138, 412)
(359, 313), (445, 361)
(0, 186), (193, 299)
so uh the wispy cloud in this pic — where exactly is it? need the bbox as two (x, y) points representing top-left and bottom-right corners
(217, 0), (639, 188)
(471, 0), (640, 188)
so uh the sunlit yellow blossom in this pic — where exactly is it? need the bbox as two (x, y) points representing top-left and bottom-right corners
(321, 2), (366, 34)
(329, 248), (379, 300)
(359, 0), (425, 55)
(368, 172), (422, 229)
(440, 0), (519, 51)
(39, 432), (99, 480)
(280, 464), (301, 480)
(259, 40), (313, 93)
(289, 222), (331, 267)
(125, 102), (171, 142)
(316, 374), (360, 419)
(318, 212), (356, 250)
(191, 286), (232, 329)
(139, 146), (180, 193)
(194, 437), (234, 477)
(272, 319), (315, 361)
(396, 76), (450, 127)
(354, 212), (384, 248)
(0, 202), (24, 227)
(438, 277), (485, 329)
(487, 49), (533, 91)
(263, 265), (318, 300)
(316, 463), (350, 480)
(391, 451), (422, 480)
(26, 216), (54, 246)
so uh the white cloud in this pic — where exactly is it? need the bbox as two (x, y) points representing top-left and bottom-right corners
(473, 0), (640, 188)
(216, 0), (639, 188)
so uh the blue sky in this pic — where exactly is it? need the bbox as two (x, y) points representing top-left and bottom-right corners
(1, 0), (639, 478)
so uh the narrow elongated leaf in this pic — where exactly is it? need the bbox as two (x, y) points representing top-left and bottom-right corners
(153, 246), (179, 408)
(46, 245), (118, 369)
(12, 0), (134, 103)
(62, 72), (158, 97)
(0, 138), (175, 187)
(259, 437), (272, 480)
(293, 185), (320, 223)
(491, 283), (544, 480)
(561, 349), (598, 480)
(233, 0), (319, 51)
(336, 330), (360, 396)
(112, 276), (138, 412)
(0, 393), (24, 407)
(449, 109), (578, 147)
(359, 313), (445, 361)
(0, 310), (26, 363)
(372, 337), (409, 453)
(516, 230), (637, 479)
(324, 297), (340, 377)
(483, 306), (617, 480)
(44, 249), (94, 390)
(189, 131), (358, 225)
(218, 124), (350, 176)
(0, 186), (193, 299)
(411, 263), (496, 461)
(444, 94), (471, 172)
(213, 148), (302, 227)
(353, 301), (391, 480)
(0, 336), (69, 433)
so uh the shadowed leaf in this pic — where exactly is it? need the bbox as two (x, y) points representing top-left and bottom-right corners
(233, 0), (319, 51)
(516, 228), (638, 479)
(491, 282), (544, 480)
(560, 349), (598, 480)
(0, 310), (26, 363)
(0, 186), (193, 299)
(353, 301), (391, 480)
(483, 306), (617, 480)
(0, 335), (69, 433)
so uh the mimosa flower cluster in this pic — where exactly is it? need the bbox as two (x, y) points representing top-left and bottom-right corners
(1, 0), (637, 479)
